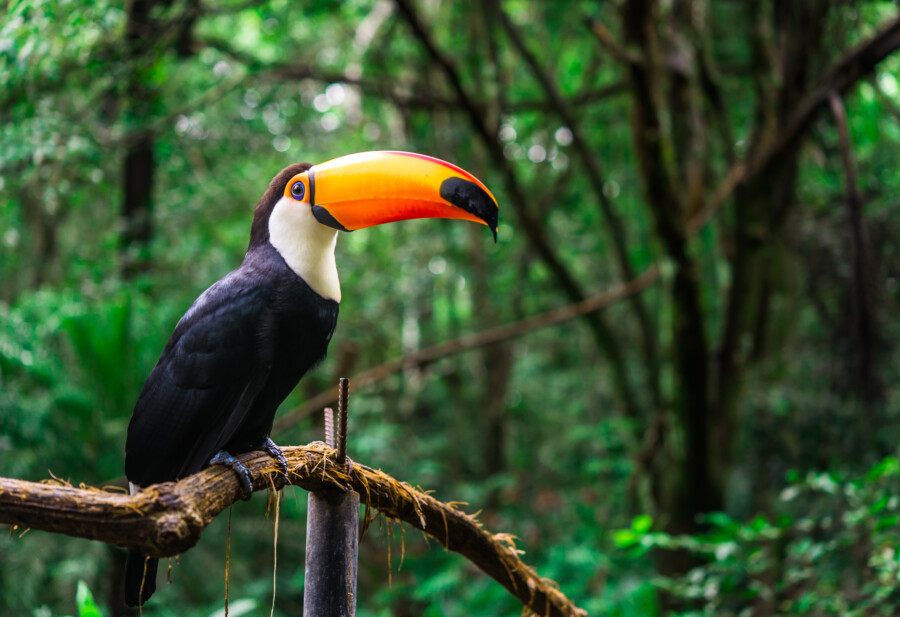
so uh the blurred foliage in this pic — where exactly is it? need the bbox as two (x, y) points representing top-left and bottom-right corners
(1, 0), (900, 616)
(611, 457), (900, 616)
(74, 581), (104, 617)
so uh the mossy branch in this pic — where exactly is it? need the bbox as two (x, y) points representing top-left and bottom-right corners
(0, 443), (586, 617)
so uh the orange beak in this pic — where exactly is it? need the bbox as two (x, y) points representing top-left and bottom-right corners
(304, 151), (498, 241)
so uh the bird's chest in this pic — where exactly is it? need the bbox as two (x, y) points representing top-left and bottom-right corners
(264, 275), (339, 377)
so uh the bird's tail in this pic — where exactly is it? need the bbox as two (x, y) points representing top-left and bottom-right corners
(124, 551), (158, 607)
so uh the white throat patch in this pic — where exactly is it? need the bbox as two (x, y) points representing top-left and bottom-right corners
(268, 196), (341, 302)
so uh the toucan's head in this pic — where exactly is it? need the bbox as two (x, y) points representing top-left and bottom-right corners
(249, 151), (499, 302)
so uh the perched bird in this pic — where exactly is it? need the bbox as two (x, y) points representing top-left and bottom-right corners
(123, 151), (498, 606)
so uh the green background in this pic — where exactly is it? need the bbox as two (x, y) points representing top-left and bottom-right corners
(3, 1), (900, 615)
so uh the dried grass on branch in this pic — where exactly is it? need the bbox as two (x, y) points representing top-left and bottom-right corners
(0, 443), (586, 617)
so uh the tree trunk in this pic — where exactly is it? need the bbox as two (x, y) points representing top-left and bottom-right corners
(120, 0), (158, 277)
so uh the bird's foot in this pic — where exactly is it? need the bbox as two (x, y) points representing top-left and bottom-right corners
(262, 437), (290, 489)
(210, 450), (254, 500)
(342, 455), (355, 477)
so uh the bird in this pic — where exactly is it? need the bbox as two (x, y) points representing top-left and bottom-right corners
(122, 151), (498, 606)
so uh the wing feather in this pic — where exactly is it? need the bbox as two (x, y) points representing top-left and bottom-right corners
(125, 270), (272, 486)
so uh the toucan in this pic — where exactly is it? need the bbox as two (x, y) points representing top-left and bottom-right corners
(123, 151), (498, 606)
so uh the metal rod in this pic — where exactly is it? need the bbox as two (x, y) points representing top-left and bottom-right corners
(324, 407), (335, 449)
(337, 378), (349, 465)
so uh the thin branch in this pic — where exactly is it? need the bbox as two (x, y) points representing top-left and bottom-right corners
(828, 90), (861, 212)
(711, 1), (783, 443)
(509, 82), (627, 111)
(392, 0), (493, 145)
(619, 0), (687, 260)
(392, 0), (643, 420)
(199, 36), (380, 88)
(494, 0), (661, 409)
(0, 444), (586, 617)
(685, 162), (746, 234)
(750, 14), (900, 180)
(587, 18), (642, 65)
(620, 0), (716, 520)
(495, 2), (634, 265)
(275, 266), (660, 432)
(695, 28), (736, 166)
(688, 14), (900, 237)
(202, 34), (623, 114)
(828, 89), (880, 403)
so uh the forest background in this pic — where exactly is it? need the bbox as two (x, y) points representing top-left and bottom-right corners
(3, 1), (900, 615)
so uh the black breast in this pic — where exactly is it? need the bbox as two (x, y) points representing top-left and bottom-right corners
(224, 242), (339, 451)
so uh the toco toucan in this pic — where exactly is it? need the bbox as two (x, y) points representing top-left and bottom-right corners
(123, 151), (498, 606)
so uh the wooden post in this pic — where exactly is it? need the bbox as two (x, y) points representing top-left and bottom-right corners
(303, 488), (359, 617)
(304, 379), (358, 617)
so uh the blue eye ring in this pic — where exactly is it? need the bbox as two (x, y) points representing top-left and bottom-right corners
(290, 181), (305, 200)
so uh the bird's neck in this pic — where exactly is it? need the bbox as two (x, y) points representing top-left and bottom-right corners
(266, 196), (341, 302)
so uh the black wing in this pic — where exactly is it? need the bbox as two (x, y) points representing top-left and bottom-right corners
(125, 268), (273, 486)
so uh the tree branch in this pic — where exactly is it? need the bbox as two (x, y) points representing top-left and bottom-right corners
(587, 18), (642, 65)
(275, 266), (660, 432)
(688, 14), (900, 237)
(0, 444), (586, 617)
(494, 0), (661, 410)
(828, 89), (880, 404)
(754, 15), (900, 179)
(620, 0), (717, 529)
(393, 0), (643, 420)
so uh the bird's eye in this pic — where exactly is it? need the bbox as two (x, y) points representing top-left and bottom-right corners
(290, 181), (306, 200)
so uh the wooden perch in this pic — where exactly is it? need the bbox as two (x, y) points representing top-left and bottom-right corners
(0, 443), (586, 617)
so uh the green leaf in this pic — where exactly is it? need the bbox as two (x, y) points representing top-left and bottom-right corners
(870, 495), (890, 514)
(631, 514), (653, 534)
(875, 514), (899, 531)
(612, 529), (639, 548)
(76, 581), (102, 617)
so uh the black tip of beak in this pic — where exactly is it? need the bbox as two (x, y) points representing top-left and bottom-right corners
(440, 177), (499, 242)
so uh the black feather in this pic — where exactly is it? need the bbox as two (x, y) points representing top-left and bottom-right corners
(124, 551), (158, 608)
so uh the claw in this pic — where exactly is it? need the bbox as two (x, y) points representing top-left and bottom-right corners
(210, 450), (254, 500)
(262, 437), (290, 489)
(344, 455), (354, 476)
